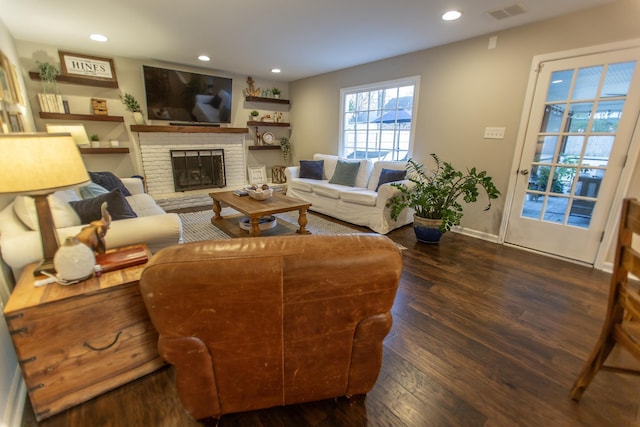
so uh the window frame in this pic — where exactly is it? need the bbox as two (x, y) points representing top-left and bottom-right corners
(339, 76), (419, 161)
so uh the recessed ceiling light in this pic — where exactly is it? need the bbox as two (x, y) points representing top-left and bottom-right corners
(198, 55), (211, 62)
(271, 68), (281, 74)
(90, 34), (108, 42)
(442, 10), (462, 21)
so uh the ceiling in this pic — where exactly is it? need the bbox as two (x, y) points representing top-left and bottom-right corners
(0, 0), (616, 82)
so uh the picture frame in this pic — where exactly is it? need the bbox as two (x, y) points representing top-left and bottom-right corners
(247, 164), (267, 184)
(58, 51), (118, 84)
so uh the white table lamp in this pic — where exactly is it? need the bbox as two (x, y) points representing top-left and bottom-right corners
(0, 133), (90, 275)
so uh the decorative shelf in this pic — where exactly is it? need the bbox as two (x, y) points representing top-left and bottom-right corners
(248, 145), (281, 151)
(245, 96), (290, 105)
(39, 112), (124, 122)
(131, 125), (248, 134)
(29, 71), (119, 89)
(79, 147), (129, 154)
(247, 121), (290, 127)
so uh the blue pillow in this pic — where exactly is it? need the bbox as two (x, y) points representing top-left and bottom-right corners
(89, 171), (132, 196)
(329, 160), (360, 187)
(376, 168), (406, 190)
(70, 189), (137, 224)
(299, 160), (324, 180)
(80, 182), (110, 199)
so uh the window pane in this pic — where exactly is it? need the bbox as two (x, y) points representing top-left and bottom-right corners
(600, 61), (636, 98)
(592, 100), (624, 132)
(572, 66), (602, 100)
(547, 70), (573, 102)
(534, 136), (558, 162)
(567, 102), (593, 133)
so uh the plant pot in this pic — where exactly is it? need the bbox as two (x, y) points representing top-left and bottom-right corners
(132, 111), (145, 125)
(413, 215), (444, 243)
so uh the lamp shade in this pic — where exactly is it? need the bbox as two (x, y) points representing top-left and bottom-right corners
(0, 133), (90, 195)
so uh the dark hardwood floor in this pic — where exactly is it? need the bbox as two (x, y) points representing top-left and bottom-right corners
(21, 219), (640, 426)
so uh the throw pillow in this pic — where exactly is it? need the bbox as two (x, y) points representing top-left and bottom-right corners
(80, 182), (110, 199)
(13, 192), (81, 231)
(329, 160), (361, 187)
(299, 160), (324, 180)
(70, 189), (137, 224)
(376, 168), (407, 190)
(89, 171), (132, 196)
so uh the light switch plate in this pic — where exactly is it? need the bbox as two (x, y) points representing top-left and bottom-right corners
(484, 127), (505, 139)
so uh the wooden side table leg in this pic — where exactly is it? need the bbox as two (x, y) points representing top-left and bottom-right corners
(296, 209), (311, 234)
(211, 200), (223, 223)
(249, 216), (261, 237)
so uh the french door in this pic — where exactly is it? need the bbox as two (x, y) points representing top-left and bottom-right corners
(505, 47), (640, 264)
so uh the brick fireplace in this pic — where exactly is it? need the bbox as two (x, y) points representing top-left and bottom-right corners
(135, 127), (248, 210)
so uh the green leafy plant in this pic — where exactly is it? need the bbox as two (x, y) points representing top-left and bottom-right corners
(90, 134), (100, 142)
(280, 137), (290, 162)
(271, 88), (281, 95)
(387, 154), (501, 233)
(250, 110), (259, 117)
(120, 93), (141, 113)
(37, 62), (59, 92)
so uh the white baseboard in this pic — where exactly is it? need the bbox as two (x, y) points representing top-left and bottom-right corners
(2, 369), (26, 427)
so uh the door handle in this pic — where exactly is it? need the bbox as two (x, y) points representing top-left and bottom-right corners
(520, 169), (529, 175)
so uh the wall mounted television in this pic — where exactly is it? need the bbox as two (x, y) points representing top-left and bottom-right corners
(142, 65), (232, 124)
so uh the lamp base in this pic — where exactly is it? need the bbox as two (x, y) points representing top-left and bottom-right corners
(33, 258), (56, 276)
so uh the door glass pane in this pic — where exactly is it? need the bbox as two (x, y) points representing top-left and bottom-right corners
(560, 136), (584, 161)
(543, 196), (569, 222)
(572, 66), (603, 100)
(567, 102), (593, 132)
(569, 200), (595, 228)
(534, 136), (558, 162)
(592, 100), (624, 132)
(584, 136), (614, 166)
(547, 70), (573, 101)
(541, 104), (565, 133)
(601, 61), (636, 98)
(522, 194), (543, 219)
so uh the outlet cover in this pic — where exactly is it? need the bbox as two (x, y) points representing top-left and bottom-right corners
(484, 127), (505, 139)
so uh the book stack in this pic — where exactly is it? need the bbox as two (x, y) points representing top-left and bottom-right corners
(37, 93), (65, 113)
(94, 244), (149, 275)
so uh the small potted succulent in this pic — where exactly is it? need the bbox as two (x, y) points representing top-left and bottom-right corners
(37, 62), (59, 93)
(250, 110), (259, 121)
(271, 88), (281, 99)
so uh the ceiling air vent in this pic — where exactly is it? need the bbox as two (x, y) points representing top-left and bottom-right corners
(487, 3), (528, 20)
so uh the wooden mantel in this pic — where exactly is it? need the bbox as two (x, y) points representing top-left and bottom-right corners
(130, 125), (248, 134)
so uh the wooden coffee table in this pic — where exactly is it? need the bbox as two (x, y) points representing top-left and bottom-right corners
(210, 191), (312, 237)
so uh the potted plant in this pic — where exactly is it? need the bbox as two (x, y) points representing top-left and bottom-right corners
(89, 134), (100, 148)
(37, 62), (59, 93)
(250, 110), (259, 121)
(272, 88), (281, 99)
(280, 137), (291, 164)
(387, 154), (500, 243)
(120, 92), (145, 124)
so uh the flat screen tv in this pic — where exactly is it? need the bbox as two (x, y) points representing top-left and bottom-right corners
(142, 65), (232, 124)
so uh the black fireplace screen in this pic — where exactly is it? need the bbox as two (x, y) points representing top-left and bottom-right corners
(170, 149), (225, 191)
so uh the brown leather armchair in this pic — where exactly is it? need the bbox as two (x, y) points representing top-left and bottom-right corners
(139, 234), (402, 422)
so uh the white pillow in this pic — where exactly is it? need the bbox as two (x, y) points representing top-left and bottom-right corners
(13, 191), (82, 231)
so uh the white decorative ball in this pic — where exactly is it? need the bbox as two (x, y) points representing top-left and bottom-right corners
(54, 237), (96, 282)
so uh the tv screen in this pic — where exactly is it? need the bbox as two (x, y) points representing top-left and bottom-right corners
(142, 65), (232, 124)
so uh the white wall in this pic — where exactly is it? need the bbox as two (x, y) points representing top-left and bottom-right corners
(289, 0), (640, 238)
(0, 18), (29, 427)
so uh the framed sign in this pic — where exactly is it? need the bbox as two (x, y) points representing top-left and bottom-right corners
(58, 51), (118, 84)
(247, 164), (267, 184)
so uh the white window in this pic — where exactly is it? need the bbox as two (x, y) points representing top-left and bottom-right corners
(340, 77), (419, 161)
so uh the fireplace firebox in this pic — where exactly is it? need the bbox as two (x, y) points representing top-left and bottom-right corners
(170, 149), (225, 192)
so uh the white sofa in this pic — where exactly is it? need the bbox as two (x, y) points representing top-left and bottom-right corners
(285, 154), (414, 234)
(0, 177), (183, 279)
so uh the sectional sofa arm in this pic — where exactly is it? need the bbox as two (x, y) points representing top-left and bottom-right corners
(121, 177), (145, 195)
(285, 166), (300, 181)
